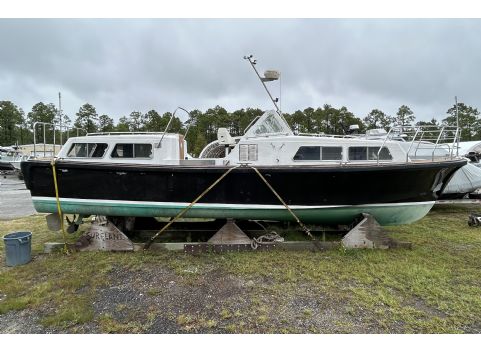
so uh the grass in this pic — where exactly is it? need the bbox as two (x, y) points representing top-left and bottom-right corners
(1, 205), (481, 333)
(99, 314), (145, 333)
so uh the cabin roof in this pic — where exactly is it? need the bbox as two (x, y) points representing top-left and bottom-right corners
(66, 133), (181, 143)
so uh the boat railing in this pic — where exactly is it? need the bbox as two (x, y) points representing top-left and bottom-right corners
(379, 124), (460, 164)
(32, 122), (85, 159)
(297, 132), (360, 139)
(87, 131), (169, 136)
(88, 107), (194, 143)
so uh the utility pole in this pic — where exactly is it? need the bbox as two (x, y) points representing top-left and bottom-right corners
(455, 96), (460, 154)
(58, 92), (63, 145)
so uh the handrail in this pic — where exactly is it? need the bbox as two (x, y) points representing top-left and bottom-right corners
(73, 127), (87, 137)
(451, 129), (460, 158)
(298, 132), (359, 139)
(33, 122), (56, 158)
(376, 126), (396, 165)
(376, 124), (460, 164)
(405, 128), (421, 162)
(414, 130), (425, 159)
(88, 131), (168, 136)
(431, 126), (445, 161)
(157, 106), (191, 149)
(32, 122), (78, 158)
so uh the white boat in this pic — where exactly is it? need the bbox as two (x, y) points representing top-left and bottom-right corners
(21, 110), (466, 226)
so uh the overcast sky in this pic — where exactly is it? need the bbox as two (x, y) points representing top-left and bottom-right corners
(0, 19), (480, 123)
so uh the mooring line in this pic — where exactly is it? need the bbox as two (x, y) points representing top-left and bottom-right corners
(250, 166), (322, 248)
(50, 159), (70, 254)
(144, 164), (241, 250)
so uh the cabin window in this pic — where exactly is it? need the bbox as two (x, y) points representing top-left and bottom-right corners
(293, 146), (342, 161)
(368, 147), (392, 160)
(67, 143), (108, 158)
(348, 146), (392, 161)
(321, 147), (343, 160)
(239, 144), (258, 161)
(135, 144), (153, 158)
(348, 147), (367, 160)
(293, 146), (320, 161)
(253, 113), (285, 135)
(111, 143), (153, 158)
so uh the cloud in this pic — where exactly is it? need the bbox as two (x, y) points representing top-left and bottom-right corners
(0, 19), (480, 123)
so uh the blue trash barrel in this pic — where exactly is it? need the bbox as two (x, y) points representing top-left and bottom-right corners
(3, 232), (32, 266)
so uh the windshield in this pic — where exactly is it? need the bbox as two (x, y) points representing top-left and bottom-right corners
(245, 110), (293, 137)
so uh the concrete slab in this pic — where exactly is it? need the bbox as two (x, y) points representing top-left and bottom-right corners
(0, 174), (37, 220)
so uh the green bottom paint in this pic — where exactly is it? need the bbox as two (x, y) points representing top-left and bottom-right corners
(32, 198), (435, 226)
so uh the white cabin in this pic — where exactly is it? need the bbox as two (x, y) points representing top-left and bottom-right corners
(53, 111), (458, 167)
(57, 133), (188, 165)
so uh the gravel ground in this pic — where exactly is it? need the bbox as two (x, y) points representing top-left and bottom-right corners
(0, 259), (378, 334)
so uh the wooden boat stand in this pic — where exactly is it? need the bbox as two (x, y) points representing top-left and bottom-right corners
(43, 213), (411, 253)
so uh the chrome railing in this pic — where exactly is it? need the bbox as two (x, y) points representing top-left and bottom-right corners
(378, 124), (460, 164)
(297, 132), (360, 139)
(32, 122), (86, 158)
(87, 131), (168, 136)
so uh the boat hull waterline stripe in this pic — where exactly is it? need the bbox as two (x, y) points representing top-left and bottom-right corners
(32, 197), (435, 226)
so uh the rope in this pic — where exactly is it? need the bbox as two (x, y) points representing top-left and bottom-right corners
(144, 165), (241, 249)
(50, 159), (70, 254)
(250, 166), (324, 250)
(251, 231), (284, 250)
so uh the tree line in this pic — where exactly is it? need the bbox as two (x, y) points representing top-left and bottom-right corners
(0, 100), (479, 156)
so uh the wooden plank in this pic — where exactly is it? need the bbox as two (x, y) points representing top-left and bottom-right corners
(136, 241), (340, 252)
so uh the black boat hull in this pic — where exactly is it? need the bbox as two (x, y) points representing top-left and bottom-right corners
(0, 161), (15, 171)
(21, 159), (465, 225)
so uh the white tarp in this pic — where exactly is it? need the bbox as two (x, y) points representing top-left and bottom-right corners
(443, 162), (481, 194)
(454, 141), (481, 156)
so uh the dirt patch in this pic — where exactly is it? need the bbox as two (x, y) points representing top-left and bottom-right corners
(91, 265), (254, 333)
(0, 309), (57, 333)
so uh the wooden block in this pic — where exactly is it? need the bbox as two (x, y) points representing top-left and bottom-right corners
(75, 222), (134, 252)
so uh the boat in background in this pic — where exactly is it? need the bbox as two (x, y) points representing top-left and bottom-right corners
(0, 147), (25, 172)
(455, 141), (481, 166)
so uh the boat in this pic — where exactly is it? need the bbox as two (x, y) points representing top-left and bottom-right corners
(21, 108), (466, 226)
(0, 162), (15, 171)
(0, 148), (25, 172)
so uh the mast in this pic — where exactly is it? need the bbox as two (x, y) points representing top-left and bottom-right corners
(58, 92), (62, 145)
(243, 55), (291, 129)
(455, 96), (459, 156)
(243, 55), (281, 115)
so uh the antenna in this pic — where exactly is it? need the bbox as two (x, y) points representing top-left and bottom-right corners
(455, 96), (459, 156)
(58, 92), (62, 145)
(279, 71), (282, 114)
(243, 55), (282, 116)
